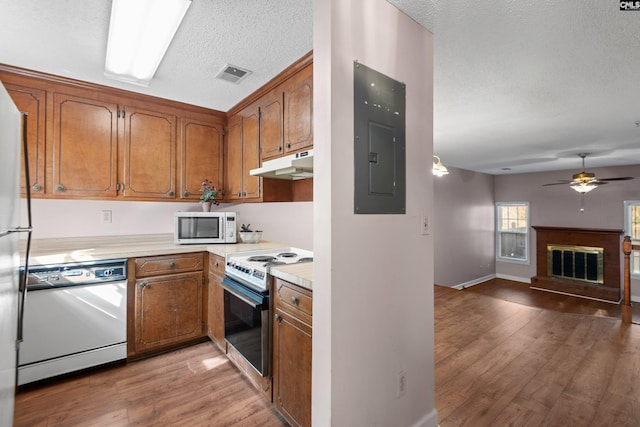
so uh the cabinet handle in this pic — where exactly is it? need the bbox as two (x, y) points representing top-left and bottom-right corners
(140, 282), (148, 289)
(242, 192), (247, 197)
(291, 296), (299, 305)
(183, 191), (190, 197)
(275, 313), (282, 322)
(167, 191), (175, 197)
(286, 143), (291, 149)
(32, 183), (41, 191)
(169, 262), (176, 269)
(278, 146), (282, 151)
(57, 184), (66, 192)
(237, 192), (242, 197)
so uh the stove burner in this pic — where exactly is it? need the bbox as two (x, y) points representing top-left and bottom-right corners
(247, 255), (277, 263)
(265, 261), (286, 267)
(298, 257), (313, 263)
(277, 252), (298, 258)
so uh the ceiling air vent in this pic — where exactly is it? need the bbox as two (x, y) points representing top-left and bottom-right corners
(216, 64), (252, 84)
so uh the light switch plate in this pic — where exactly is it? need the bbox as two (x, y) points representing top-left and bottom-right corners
(421, 215), (430, 235)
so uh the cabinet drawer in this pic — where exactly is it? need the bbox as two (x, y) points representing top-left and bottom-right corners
(135, 253), (204, 277)
(274, 278), (312, 323)
(209, 253), (226, 277)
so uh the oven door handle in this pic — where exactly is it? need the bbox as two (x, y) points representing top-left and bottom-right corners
(221, 277), (264, 309)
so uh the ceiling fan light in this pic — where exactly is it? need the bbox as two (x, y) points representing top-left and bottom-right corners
(432, 155), (449, 177)
(570, 182), (597, 193)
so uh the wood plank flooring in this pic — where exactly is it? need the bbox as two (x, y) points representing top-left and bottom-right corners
(13, 342), (286, 427)
(14, 278), (640, 426)
(435, 279), (640, 426)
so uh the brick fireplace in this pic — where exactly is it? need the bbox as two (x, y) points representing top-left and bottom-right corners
(530, 226), (623, 302)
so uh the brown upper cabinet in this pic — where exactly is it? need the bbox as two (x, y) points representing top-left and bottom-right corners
(179, 117), (224, 201)
(259, 63), (313, 162)
(283, 63), (313, 155)
(51, 92), (120, 198)
(0, 65), (225, 202)
(52, 92), (178, 199)
(224, 104), (262, 202)
(4, 83), (46, 196)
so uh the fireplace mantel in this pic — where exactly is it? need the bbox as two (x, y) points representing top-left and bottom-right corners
(531, 226), (623, 302)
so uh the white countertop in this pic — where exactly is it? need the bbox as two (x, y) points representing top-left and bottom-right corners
(270, 263), (314, 290)
(22, 233), (313, 290)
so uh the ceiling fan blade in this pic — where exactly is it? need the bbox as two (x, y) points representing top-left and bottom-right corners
(598, 177), (635, 182)
(542, 181), (572, 186)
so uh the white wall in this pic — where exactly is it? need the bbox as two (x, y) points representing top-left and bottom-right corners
(313, 1), (437, 426)
(23, 199), (313, 249)
(495, 164), (640, 297)
(434, 167), (495, 288)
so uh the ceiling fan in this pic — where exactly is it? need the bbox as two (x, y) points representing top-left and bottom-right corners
(543, 153), (635, 193)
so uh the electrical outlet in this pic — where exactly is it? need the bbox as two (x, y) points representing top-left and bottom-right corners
(398, 371), (407, 397)
(101, 210), (112, 224)
(420, 215), (430, 235)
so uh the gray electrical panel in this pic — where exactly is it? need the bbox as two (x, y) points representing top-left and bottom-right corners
(353, 61), (406, 214)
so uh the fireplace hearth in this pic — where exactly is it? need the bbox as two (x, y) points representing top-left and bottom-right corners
(531, 226), (622, 302)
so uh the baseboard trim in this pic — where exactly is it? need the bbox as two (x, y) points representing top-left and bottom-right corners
(412, 408), (438, 427)
(631, 296), (640, 303)
(495, 274), (531, 284)
(452, 274), (496, 290)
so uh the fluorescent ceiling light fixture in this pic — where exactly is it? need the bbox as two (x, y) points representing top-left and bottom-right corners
(105, 0), (192, 86)
(432, 155), (449, 177)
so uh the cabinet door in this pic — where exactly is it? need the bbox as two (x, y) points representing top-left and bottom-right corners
(224, 114), (244, 201)
(273, 308), (312, 427)
(259, 90), (284, 161)
(134, 271), (203, 352)
(207, 254), (225, 347)
(179, 118), (224, 201)
(284, 64), (313, 154)
(122, 106), (177, 199)
(5, 84), (46, 196)
(242, 105), (262, 200)
(52, 93), (119, 197)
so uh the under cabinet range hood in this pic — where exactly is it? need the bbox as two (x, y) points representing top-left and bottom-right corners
(249, 150), (313, 180)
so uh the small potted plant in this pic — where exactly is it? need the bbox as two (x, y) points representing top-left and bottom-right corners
(239, 224), (262, 243)
(200, 179), (219, 211)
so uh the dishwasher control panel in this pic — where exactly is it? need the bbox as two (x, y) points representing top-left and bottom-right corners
(25, 259), (127, 290)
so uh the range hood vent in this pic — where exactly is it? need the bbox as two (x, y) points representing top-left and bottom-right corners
(249, 150), (313, 180)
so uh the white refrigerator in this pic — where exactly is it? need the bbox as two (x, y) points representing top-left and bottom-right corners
(0, 81), (32, 426)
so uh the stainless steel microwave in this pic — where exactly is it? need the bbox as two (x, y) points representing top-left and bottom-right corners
(174, 212), (237, 244)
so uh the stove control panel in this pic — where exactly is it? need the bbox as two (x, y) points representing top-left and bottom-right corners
(226, 260), (266, 286)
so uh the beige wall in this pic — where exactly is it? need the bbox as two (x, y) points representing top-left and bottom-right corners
(24, 199), (313, 249)
(434, 167), (495, 288)
(495, 164), (640, 298)
(313, 1), (437, 426)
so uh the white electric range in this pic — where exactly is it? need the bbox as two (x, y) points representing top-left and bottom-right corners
(225, 247), (313, 292)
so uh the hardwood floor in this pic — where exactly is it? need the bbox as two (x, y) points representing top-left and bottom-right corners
(14, 278), (640, 426)
(435, 279), (640, 426)
(13, 342), (286, 427)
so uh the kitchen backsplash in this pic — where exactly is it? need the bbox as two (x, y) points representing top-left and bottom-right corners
(21, 199), (313, 250)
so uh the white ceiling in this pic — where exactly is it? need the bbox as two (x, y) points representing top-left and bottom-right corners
(1, 0), (639, 175)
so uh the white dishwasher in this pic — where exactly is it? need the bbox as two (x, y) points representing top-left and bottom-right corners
(18, 259), (127, 385)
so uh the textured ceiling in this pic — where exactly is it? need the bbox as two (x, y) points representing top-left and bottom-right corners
(1, 0), (639, 175)
(0, 0), (313, 112)
(389, 0), (640, 174)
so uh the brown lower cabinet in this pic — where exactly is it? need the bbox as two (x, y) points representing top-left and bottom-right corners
(207, 254), (226, 350)
(272, 278), (312, 427)
(128, 252), (206, 358)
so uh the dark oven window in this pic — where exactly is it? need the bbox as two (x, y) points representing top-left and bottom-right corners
(224, 288), (268, 375)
